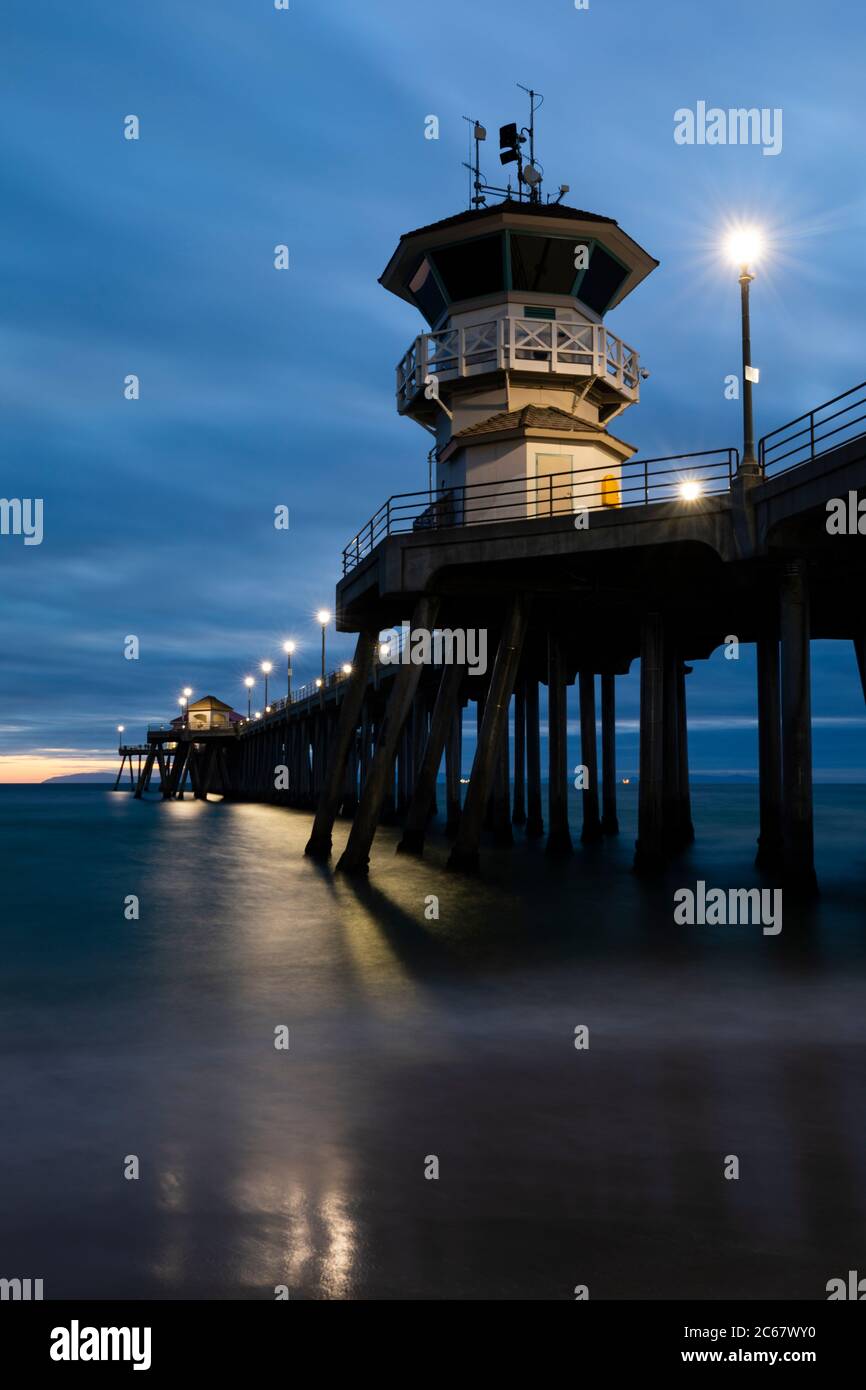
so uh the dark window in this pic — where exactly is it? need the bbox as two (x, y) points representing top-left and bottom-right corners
(523, 305), (556, 319)
(430, 234), (504, 302)
(407, 256), (448, 325)
(577, 245), (628, 314)
(510, 235), (576, 294)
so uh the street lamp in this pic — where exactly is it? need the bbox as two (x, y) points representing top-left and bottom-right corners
(260, 660), (273, 710)
(317, 610), (330, 701)
(724, 226), (764, 475)
(178, 696), (187, 728)
(283, 640), (296, 702)
(117, 724), (125, 743)
(244, 675), (255, 720)
(341, 663), (353, 677)
(678, 479), (703, 502)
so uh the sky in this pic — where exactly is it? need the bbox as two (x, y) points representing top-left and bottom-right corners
(1, 0), (865, 782)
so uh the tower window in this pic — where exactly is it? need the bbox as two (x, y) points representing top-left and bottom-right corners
(407, 256), (448, 326)
(577, 245), (629, 314)
(430, 234), (504, 302)
(510, 234), (576, 294)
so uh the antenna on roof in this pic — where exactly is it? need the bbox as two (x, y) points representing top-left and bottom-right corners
(461, 85), (553, 207)
(461, 116), (488, 210)
(515, 83), (544, 202)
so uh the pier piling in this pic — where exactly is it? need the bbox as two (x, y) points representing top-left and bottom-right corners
(780, 560), (817, 892)
(545, 633), (573, 857)
(448, 596), (528, 872)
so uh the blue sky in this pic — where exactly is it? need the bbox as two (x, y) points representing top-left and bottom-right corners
(1, 0), (865, 779)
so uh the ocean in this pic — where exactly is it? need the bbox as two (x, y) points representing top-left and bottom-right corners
(1, 783), (865, 1300)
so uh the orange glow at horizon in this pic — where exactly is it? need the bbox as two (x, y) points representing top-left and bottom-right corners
(0, 755), (119, 785)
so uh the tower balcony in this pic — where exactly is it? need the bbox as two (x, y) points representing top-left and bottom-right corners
(396, 316), (641, 415)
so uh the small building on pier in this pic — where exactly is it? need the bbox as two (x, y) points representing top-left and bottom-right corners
(173, 695), (241, 732)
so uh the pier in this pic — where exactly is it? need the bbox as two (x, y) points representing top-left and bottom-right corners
(122, 194), (866, 893)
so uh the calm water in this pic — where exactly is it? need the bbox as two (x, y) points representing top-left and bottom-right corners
(1, 783), (865, 1301)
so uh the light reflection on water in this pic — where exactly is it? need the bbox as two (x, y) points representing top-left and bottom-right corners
(0, 785), (865, 1299)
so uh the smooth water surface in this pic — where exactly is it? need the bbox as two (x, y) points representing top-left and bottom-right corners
(1, 784), (865, 1300)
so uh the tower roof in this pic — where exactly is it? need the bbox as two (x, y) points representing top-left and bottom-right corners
(188, 695), (235, 711)
(440, 404), (635, 464)
(380, 199), (658, 319)
(454, 404), (610, 438)
(397, 199), (619, 241)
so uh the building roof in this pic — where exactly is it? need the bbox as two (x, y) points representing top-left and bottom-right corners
(398, 199), (617, 242)
(379, 197), (659, 316)
(188, 695), (235, 711)
(454, 405), (609, 438)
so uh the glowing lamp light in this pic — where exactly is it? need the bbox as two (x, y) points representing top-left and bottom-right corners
(341, 663), (353, 675)
(183, 686), (193, 698)
(283, 640), (296, 655)
(315, 678), (323, 689)
(244, 676), (255, 688)
(379, 643), (389, 659)
(117, 724), (125, 733)
(678, 479), (703, 502)
(260, 660), (273, 674)
(316, 609), (331, 626)
(724, 226), (764, 267)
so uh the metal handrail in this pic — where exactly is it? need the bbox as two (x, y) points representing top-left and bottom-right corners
(396, 316), (641, 410)
(759, 379), (866, 475)
(342, 448), (739, 573)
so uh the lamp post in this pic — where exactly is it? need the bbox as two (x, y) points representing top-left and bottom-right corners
(261, 660), (272, 710)
(317, 609), (330, 705)
(725, 227), (764, 476)
(178, 696), (187, 729)
(244, 675), (254, 720)
(117, 724), (124, 745)
(283, 641), (296, 702)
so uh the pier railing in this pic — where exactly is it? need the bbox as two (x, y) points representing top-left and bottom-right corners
(759, 379), (866, 475)
(342, 447), (738, 573)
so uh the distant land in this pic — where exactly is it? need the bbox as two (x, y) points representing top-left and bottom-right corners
(41, 772), (117, 785)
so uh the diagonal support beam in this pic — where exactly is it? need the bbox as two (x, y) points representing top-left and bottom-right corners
(448, 595), (529, 872)
(337, 597), (440, 875)
(398, 661), (465, 855)
(134, 749), (156, 799)
(306, 630), (378, 859)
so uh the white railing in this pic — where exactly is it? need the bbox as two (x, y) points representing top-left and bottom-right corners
(396, 317), (640, 410)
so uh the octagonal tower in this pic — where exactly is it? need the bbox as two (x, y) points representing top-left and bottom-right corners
(380, 198), (658, 519)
